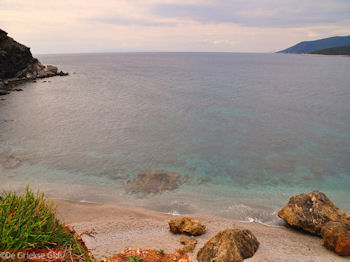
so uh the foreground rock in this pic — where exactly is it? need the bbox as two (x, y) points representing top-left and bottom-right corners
(197, 229), (259, 262)
(125, 169), (189, 195)
(169, 217), (206, 236)
(178, 236), (197, 253)
(278, 190), (348, 235)
(321, 221), (350, 256)
(279, 190), (350, 256)
(0, 29), (68, 94)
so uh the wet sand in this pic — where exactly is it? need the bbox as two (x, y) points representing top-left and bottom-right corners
(54, 199), (348, 262)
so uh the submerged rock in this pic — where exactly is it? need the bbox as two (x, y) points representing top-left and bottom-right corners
(278, 190), (349, 235)
(0, 155), (21, 169)
(321, 221), (350, 256)
(169, 217), (206, 236)
(0, 90), (9, 96)
(196, 176), (212, 185)
(197, 229), (259, 262)
(125, 169), (189, 195)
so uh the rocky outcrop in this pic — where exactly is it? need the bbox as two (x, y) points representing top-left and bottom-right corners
(278, 190), (348, 235)
(279, 190), (350, 256)
(169, 217), (206, 236)
(0, 29), (68, 95)
(125, 169), (189, 195)
(197, 229), (259, 262)
(0, 29), (36, 79)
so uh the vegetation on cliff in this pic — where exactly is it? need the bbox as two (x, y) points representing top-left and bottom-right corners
(309, 45), (350, 55)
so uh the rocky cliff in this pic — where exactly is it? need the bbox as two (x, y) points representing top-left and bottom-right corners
(0, 29), (67, 95)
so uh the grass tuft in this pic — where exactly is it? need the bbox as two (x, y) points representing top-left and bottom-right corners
(0, 186), (93, 261)
(127, 256), (143, 262)
(156, 249), (164, 255)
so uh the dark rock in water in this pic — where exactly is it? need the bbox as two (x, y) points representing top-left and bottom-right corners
(278, 190), (349, 236)
(125, 169), (189, 195)
(15, 88), (23, 92)
(179, 236), (197, 253)
(0, 90), (9, 96)
(197, 229), (259, 262)
(169, 217), (206, 236)
(0, 28), (68, 94)
(58, 70), (69, 76)
(321, 221), (350, 256)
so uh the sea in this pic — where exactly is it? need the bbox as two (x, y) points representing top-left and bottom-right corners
(0, 53), (349, 225)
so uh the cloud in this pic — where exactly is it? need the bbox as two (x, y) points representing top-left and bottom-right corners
(152, 0), (350, 27)
(0, 0), (350, 53)
(93, 17), (177, 27)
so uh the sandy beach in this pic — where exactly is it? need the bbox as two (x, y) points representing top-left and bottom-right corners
(54, 199), (348, 262)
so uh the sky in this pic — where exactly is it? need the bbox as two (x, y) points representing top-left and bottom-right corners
(1, 0), (350, 54)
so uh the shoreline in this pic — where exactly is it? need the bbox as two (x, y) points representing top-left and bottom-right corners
(302, 53), (350, 57)
(53, 199), (348, 261)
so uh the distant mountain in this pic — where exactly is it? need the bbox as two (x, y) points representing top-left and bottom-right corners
(278, 35), (350, 54)
(309, 45), (350, 56)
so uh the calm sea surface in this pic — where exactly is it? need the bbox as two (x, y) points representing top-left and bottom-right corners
(1, 53), (349, 224)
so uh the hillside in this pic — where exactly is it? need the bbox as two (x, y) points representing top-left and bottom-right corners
(278, 35), (350, 54)
(309, 45), (350, 56)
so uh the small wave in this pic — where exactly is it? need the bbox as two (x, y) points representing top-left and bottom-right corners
(241, 216), (284, 227)
(165, 210), (181, 216)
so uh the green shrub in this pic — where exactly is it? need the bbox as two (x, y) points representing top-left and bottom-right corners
(156, 249), (165, 255)
(127, 256), (143, 262)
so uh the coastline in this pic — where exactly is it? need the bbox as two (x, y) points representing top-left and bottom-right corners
(301, 53), (350, 57)
(54, 199), (348, 261)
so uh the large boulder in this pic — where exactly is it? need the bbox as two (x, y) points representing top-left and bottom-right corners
(321, 221), (350, 256)
(125, 169), (189, 195)
(197, 229), (259, 262)
(169, 217), (206, 236)
(278, 190), (349, 235)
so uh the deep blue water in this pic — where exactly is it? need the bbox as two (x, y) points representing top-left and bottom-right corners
(0, 53), (349, 224)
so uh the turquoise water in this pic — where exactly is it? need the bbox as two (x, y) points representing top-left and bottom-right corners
(0, 53), (349, 224)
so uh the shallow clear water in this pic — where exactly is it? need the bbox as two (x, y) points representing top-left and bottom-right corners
(1, 53), (349, 224)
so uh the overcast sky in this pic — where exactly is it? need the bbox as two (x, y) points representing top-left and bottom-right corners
(1, 0), (350, 54)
